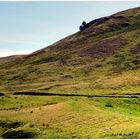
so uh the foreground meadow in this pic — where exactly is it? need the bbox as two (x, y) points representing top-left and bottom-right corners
(1, 95), (140, 138)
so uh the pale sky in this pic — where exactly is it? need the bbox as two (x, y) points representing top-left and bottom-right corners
(0, 1), (140, 57)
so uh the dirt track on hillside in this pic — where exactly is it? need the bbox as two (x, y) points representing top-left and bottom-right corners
(13, 91), (140, 98)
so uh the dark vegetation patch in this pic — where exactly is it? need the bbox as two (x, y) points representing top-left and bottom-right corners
(130, 44), (140, 55)
(31, 54), (68, 65)
(80, 38), (125, 57)
(0, 120), (24, 129)
(105, 103), (113, 108)
(105, 131), (140, 139)
(60, 75), (73, 79)
(2, 129), (37, 139)
(132, 58), (140, 65)
(0, 120), (38, 139)
(32, 56), (59, 64)
(120, 22), (130, 28)
(0, 93), (4, 96)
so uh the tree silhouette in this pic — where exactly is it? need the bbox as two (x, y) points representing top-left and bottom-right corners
(82, 21), (86, 26)
(79, 25), (84, 31)
(79, 21), (87, 31)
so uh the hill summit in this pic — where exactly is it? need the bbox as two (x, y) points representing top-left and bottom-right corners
(0, 7), (140, 95)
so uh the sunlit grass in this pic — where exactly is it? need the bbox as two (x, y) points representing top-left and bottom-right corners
(1, 96), (140, 138)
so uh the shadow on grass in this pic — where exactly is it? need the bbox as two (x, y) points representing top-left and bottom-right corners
(2, 129), (37, 139)
(0, 121), (23, 129)
(0, 120), (38, 139)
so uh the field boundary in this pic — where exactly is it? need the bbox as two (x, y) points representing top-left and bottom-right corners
(13, 91), (140, 98)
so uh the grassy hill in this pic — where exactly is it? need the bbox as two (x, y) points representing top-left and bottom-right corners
(0, 7), (140, 139)
(0, 7), (140, 95)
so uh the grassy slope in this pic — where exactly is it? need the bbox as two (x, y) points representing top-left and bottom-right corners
(0, 8), (140, 139)
(1, 96), (140, 138)
(0, 7), (140, 95)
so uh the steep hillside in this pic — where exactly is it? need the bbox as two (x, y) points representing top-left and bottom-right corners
(0, 7), (140, 95)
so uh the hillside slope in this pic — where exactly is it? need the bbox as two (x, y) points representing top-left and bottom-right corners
(0, 55), (26, 64)
(0, 7), (140, 95)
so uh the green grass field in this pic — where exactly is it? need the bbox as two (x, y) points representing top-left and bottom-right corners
(1, 95), (140, 138)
